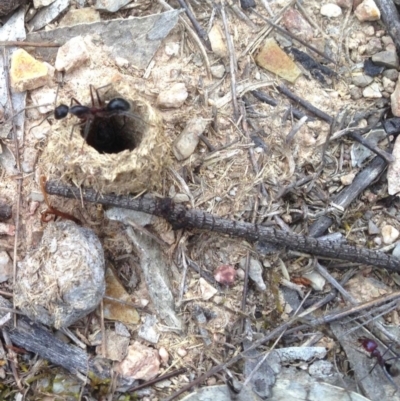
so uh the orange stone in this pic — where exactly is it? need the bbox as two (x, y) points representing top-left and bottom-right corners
(10, 49), (48, 92)
(255, 38), (302, 83)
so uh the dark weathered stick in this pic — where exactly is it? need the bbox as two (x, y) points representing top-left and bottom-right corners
(0, 296), (111, 379)
(309, 154), (387, 237)
(45, 181), (400, 272)
(374, 0), (400, 54)
(277, 84), (333, 123)
(176, 0), (211, 50)
(277, 85), (394, 162)
(251, 89), (309, 121)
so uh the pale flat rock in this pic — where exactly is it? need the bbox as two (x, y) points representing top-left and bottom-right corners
(255, 38), (302, 83)
(388, 135), (400, 195)
(27, 10), (180, 70)
(354, 0), (381, 22)
(27, 0), (70, 32)
(55, 36), (89, 72)
(10, 49), (49, 92)
(126, 227), (182, 331)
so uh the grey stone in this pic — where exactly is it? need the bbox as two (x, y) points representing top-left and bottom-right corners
(95, 0), (131, 12)
(27, 0), (70, 32)
(352, 74), (373, 88)
(372, 50), (399, 68)
(383, 68), (399, 81)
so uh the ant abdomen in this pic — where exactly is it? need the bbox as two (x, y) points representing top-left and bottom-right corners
(106, 98), (130, 112)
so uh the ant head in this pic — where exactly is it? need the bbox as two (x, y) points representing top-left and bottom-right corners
(106, 98), (130, 113)
(54, 104), (69, 120)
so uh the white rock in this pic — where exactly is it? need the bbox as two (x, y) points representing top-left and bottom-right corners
(165, 42), (180, 57)
(199, 277), (217, 300)
(211, 64), (226, 78)
(381, 225), (400, 244)
(388, 135), (400, 195)
(114, 57), (129, 68)
(320, 4), (342, 18)
(340, 172), (356, 186)
(0, 251), (12, 283)
(303, 271), (326, 291)
(240, 257), (267, 292)
(362, 82), (382, 98)
(33, 0), (55, 8)
(355, 0), (381, 22)
(173, 118), (208, 161)
(55, 36), (89, 73)
(157, 83), (188, 108)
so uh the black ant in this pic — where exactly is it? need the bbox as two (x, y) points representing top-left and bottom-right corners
(359, 337), (400, 390)
(54, 85), (136, 144)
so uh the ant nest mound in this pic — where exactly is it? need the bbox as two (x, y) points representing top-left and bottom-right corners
(40, 80), (169, 194)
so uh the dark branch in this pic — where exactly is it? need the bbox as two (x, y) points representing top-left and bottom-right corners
(45, 181), (400, 272)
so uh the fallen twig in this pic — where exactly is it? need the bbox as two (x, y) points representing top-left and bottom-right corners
(45, 180), (400, 271)
(374, 0), (400, 54)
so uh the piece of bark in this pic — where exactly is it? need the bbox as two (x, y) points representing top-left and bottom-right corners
(45, 181), (400, 272)
(0, 296), (111, 379)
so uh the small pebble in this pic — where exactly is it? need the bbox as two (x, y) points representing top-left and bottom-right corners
(157, 83), (188, 108)
(381, 225), (400, 244)
(354, 0), (381, 22)
(363, 82), (382, 98)
(320, 4), (342, 18)
(55, 36), (89, 73)
(368, 220), (380, 235)
(177, 348), (187, 357)
(159, 347), (169, 365)
(383, 69), (399, 81)
(340, 172), (356, 185)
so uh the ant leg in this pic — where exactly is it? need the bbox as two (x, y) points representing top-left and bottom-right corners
(28, 111), (53, 134)
(69, 121), (86, 140)
(70, 98), (82, 106)
(117, 111), (151, 126)
(3, 104), (54, 125)
(89, 84), (98, 107)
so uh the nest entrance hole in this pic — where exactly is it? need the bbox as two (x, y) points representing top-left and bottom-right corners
(80, 111), (144, 154)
